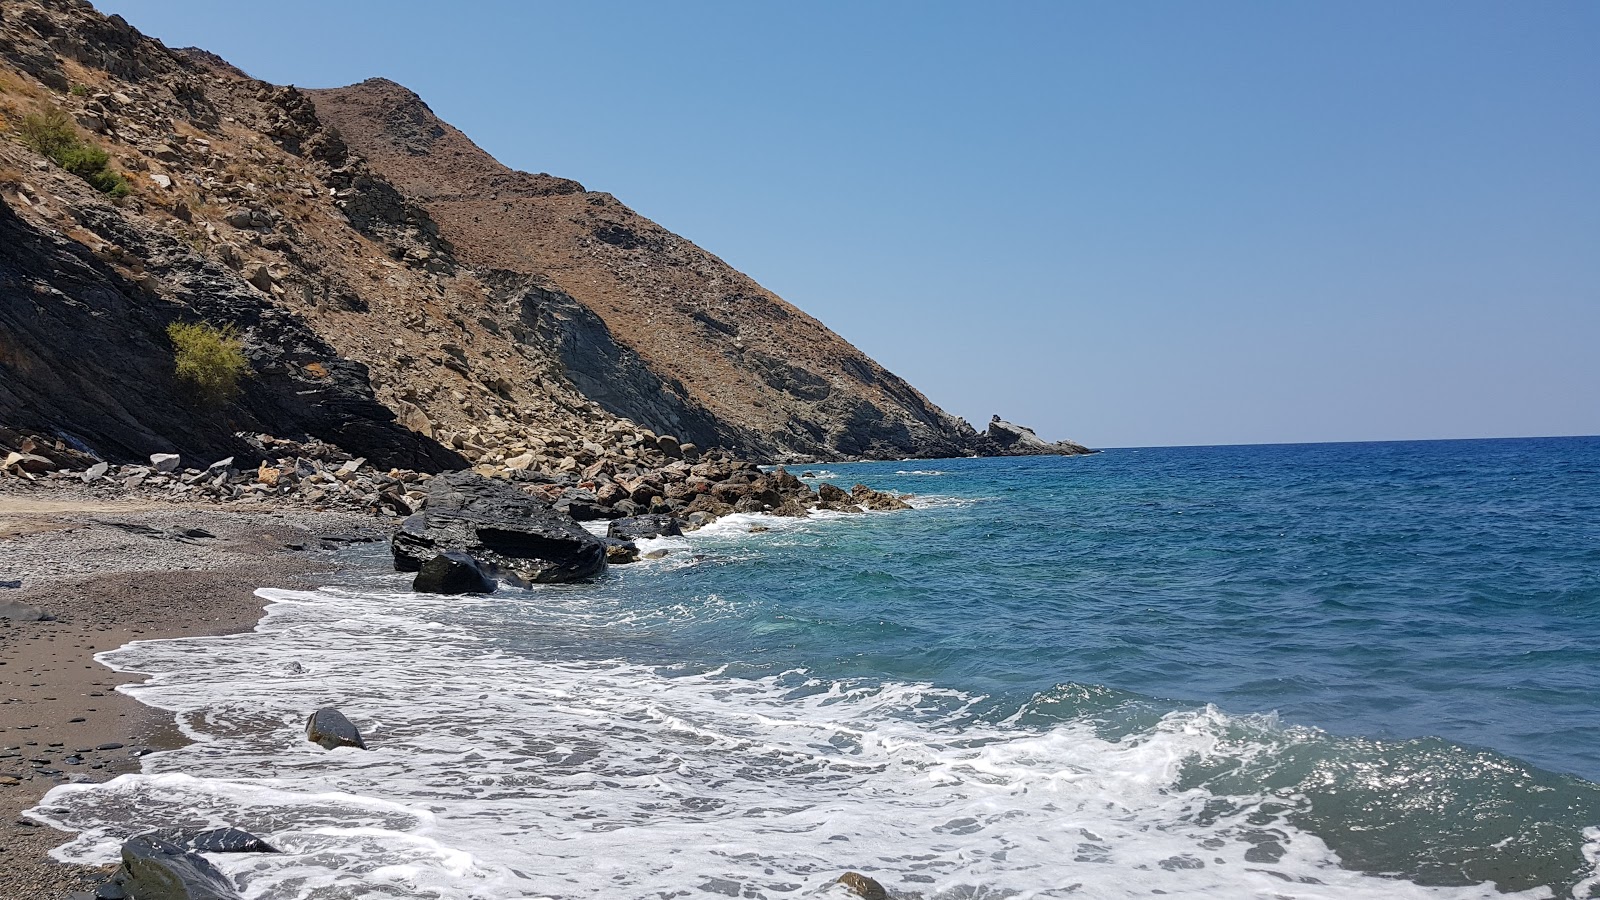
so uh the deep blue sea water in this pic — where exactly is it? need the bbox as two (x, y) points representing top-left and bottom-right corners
(32, 437), (1600, 899)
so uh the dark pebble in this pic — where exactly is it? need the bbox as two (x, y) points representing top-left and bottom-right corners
(96, 742), (124, 750)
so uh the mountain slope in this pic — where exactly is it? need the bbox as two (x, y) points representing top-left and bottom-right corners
(310, 79), (980, 461)
(0, 0), (1072, 472)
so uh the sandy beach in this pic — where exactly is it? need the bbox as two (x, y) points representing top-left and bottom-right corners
(0, 486), (385, 899)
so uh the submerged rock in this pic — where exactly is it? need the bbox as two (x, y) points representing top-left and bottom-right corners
(305, 707), (367, 750)
(392, 470), (607, 584)
(412, 550), (495, 594)
(116, 836), (243, 900)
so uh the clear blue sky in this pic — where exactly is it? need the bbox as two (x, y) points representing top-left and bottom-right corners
(99, 1), (1598, 447)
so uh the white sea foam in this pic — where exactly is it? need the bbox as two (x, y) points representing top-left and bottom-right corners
(30, 579), (1558, 900)
(894, 470), (948, 477)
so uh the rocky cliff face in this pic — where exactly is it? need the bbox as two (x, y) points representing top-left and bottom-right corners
(0, 0), (1078, 469)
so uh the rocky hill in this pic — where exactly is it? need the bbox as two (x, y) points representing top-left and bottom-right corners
(0, 0), (1085, 471)
(308, 78), (981, 461)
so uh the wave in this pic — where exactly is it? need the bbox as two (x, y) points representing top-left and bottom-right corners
(30, 581), (1594, 899)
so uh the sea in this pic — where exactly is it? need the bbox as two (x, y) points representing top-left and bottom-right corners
(30, 436), (1600, 899)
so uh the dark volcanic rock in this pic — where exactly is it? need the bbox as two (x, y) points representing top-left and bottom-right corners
(392, 470), (607, 584)
(144, 827), (278, 854)
(601, 536), (639, 564)
(412, 550), (495, 594)
(117, 836), (243, 900)
(607, 514), (683, 541)
(305, 707), (367, 750)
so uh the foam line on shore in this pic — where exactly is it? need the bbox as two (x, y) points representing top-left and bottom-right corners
(29, 582), (1563, 900)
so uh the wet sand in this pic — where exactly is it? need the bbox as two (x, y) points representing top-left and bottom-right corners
(0, 488), (385, 899)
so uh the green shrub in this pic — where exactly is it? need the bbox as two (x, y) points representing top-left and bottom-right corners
(17, 107), (77, 159)
(167, 321), (250, 406)
(15, 106), (129, 197)
(69, 83), (90, 97)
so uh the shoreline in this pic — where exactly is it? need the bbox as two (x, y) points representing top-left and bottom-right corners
(0, 488), (386, 899)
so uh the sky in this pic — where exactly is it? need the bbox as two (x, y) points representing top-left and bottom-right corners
(97, 1), (1599, 447)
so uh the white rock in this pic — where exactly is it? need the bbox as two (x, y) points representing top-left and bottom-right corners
(150, 453), (181, 473)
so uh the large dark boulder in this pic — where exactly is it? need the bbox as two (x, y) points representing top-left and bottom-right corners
(392, 471), (608, 584)
(607, 514), (683, 541)
(306, 707), (367, 750)
(115, 837), (243, 900)
(412, 550), (495, 594)
(142, 827), (277, 854)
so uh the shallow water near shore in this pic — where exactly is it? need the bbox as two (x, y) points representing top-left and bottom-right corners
(31, 437), (1600, 899)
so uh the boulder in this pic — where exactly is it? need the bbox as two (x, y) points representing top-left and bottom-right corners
(150, 453), (182, 474)
(391, 470), (607, 584)
(851, 484), (912, 512)
(0, 599), (51, 621)
(116, 836), (243, 900)
(602, 537), (640, 564)
(305, 707), (367, 750)
(607, 515), (684, 541)
(3, 451), (55, 474)
(835, 872), (888, 900)
(817, 483), (850, 503)
(143, 827), (277, 854)
(412, 551), (495, 595)
(83, 461), (110, 483)
(565, 499), (621, 521)
(656, 434), (682, 458)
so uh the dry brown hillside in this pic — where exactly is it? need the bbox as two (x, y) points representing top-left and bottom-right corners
(1, 0), (1077, 472)
(310, 79), (981, 461)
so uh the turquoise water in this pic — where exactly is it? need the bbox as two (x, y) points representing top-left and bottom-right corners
(34, 437), (1600, 898)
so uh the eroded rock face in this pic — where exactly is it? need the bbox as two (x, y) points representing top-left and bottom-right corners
(392, 470), (607, 584)
(0, 199), (465, 471)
